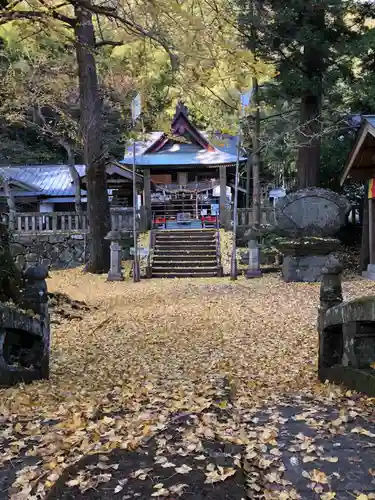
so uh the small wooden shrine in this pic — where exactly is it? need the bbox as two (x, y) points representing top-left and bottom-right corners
(341, 115), (375, 278)
(121, 102), (246, 228)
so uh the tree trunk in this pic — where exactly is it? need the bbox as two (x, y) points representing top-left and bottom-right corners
(3, 178), (16, 231)
(74, 3), (110, 273)
(296, 93), (322, 189)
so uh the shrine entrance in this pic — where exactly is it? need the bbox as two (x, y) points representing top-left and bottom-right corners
(151, 183), (219, 230)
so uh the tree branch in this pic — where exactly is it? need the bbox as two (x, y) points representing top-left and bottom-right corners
(70, 0), (179, 72)
(0, 8), (75, 26)
(95, 39), (125, 48)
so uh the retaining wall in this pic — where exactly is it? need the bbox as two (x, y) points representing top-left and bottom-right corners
(10, 233), (89, 270)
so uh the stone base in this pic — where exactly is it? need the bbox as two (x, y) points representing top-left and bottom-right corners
(319, 365), (375, 397)
(362, 264), (375, 281)
(246, 269), (262, 279)
(107, 272), (124, 282)
(0, 306), (50, 387)
(282, 254), (332, 282)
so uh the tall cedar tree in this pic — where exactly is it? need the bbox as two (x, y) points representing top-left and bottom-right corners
(0, 0), (179, 272)
(237, 0), (361, 188)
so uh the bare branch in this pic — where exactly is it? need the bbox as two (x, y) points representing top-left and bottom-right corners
(95, 39), (124, 48)
(0, 8), (75, 26)
(70, 0), (179, 72)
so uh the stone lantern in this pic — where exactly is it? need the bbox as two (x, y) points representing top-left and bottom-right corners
(105, 230), (124, 281)
(246, 239), (262, 278)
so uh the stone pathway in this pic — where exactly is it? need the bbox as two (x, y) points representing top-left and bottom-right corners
(32, 393), (374, 500)
(243, 395), (375, 499)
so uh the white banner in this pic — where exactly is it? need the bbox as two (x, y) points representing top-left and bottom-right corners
(131, 93), (141, 122)
(240, 89), (253, 107)
(240, 88), (253, 116)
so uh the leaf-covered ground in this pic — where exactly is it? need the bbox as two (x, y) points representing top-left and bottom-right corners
(0, 271), (374, 499)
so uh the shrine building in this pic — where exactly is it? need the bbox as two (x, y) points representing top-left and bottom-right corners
(121, 102), (247, 229)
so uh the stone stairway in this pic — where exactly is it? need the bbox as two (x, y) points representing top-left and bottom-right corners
(151, 229), (220, 278)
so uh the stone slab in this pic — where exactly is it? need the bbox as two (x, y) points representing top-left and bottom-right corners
(275, 188), (350, 237)
(282, 254), (332, 282)
(244, 395), (375, 499)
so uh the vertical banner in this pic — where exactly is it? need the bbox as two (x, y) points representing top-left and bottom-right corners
(240, 88), (253, 117)
(368, 178), (375, 199)
(131, 93), (142, 124)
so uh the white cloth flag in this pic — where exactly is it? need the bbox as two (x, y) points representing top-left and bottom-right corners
(240, 88), (253, 116)
(131, 93), (141, 123)
(240, 89), (253, 106)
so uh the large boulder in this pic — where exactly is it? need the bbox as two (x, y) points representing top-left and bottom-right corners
(275, 188), (351, 237)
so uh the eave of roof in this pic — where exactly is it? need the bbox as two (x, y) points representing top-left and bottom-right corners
(340, 116), (375, 185)
(0, 161), (142, 198)
(122, 149), (245, 167)
(123, 131), (246, 165)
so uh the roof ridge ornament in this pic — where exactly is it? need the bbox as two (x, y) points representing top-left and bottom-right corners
(174, 101), (189, 120)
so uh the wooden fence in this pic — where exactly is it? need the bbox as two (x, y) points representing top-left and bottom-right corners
(234, 207), (276, 227)
(2, 203), (361, 235)
(2, 208), (144, 234)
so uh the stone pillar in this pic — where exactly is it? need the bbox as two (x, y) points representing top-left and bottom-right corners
(21, 264), (50, 379)
(246, 239), (262, 278)
(318, 255), (343, 381)
(219, 166), (229, 229)
(22, 264), (49, 316)
(105, 231), (124, 281)
(143, 168), (152, 229)
(319, 255), (343, 316)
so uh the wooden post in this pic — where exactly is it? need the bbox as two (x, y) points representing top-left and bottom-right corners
(245, 156), (252, 209)
(230, 134), (241, 281)
(360, 183), (369, 271)
(250, 0), (261, 228)
(132, 139), (140, 282)
(219, 166), (228, 228)
(363, 179), (375, 280)
(252, 76), (261, 229)
(369, 197), (375, 266)
(143, 168), (151, 229)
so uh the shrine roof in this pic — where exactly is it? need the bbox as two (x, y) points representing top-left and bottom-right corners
(341, 115), (375, 184)
(0, 161), (141, 198)
(121, 132), (246, 167)
(121, 101), (246, 168)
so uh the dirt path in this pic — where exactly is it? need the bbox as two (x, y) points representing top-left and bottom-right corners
(1, 271), (374, 499)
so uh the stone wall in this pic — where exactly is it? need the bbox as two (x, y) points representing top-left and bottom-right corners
(10, 233), (88, 270)
(10, 232), (134, 271)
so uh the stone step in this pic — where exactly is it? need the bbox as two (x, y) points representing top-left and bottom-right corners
(154, 250), (216, 260)
(152, 260), (217, 268)
(153, 254), (217, 262)
(156, 228), (216, 234)
(152, 271), (219, 278)
(155, 234), (215, 241)
(154, 243), (216, 251)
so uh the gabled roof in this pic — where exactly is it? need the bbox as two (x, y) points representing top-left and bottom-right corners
(79, 161), (143, 184)
(341, 115), (375, 185)
(122, 102), (246, 168)
(0, 165), (86, 197)
(0, 161), (142, 198)
(145, 102), (215, 154)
